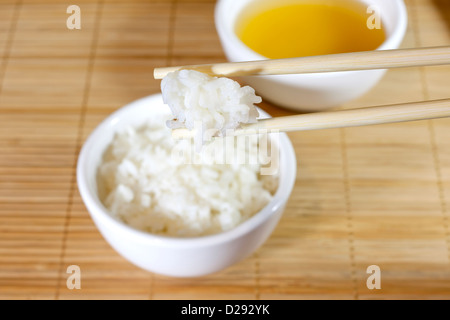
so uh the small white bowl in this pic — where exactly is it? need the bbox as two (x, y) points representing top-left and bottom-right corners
(215, 0), (408, 111)
(77, 94), (297, 277)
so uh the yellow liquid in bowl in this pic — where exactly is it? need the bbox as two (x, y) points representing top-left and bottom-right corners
(235, 0), (386, 59)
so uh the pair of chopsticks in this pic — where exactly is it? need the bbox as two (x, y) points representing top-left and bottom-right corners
(154, 46), (450, 137)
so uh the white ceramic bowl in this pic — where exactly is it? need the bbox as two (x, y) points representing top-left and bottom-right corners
(77, 94), (297, 277)
(215, 0), (408, 111)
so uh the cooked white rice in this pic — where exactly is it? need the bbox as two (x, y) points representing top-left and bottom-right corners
(161, 70), (261, 142)
(97, 111), (278, 237)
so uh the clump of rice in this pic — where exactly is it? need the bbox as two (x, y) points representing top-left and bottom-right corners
(161, 70), (261, 141)
(97, 111), (278, 237)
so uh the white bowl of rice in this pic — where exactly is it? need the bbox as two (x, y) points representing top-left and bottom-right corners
(77, 94), (296, 277)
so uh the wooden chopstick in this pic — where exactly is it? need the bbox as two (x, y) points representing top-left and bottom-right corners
(154, 46), (450, 79)
(171, 99), (450, 139)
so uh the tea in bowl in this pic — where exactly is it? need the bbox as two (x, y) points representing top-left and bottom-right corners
(215, 0), (408, 111)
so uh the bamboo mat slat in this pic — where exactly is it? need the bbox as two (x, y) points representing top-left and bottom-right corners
(0, 0), (449, 300)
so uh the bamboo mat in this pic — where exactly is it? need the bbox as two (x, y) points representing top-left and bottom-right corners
(0, 0), (449, 300)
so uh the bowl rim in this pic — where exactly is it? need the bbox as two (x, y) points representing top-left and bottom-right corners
(214, 0), (408, 79)
(77, 94), (297, 249)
